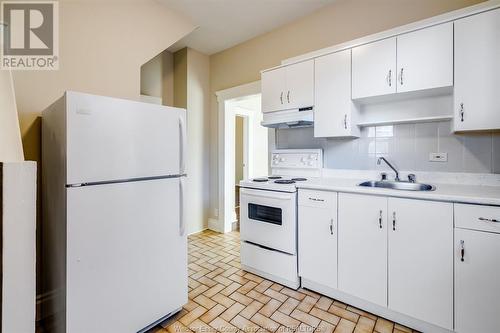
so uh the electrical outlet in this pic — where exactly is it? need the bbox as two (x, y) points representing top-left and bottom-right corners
(429, 152), (448, 162)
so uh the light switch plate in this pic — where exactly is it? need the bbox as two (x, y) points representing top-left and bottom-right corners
(429, 152), (448, 162)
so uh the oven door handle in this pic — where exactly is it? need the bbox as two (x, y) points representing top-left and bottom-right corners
(241, 192), (294, 201)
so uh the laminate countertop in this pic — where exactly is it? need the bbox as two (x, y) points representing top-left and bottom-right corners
(297, 177), (500, 206)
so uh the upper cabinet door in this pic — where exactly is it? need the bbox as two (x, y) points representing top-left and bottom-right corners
(454, 9), (500, 132)
(314, 50), (359, 138)
(396, 22), (453, 93)
(285, 60), (314, 110)
(261, 67), (286, 113)
(352, 37), (397, 99)
(388, 198), (453, 330)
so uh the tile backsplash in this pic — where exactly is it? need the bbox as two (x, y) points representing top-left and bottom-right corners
(276, 121), (500, 174)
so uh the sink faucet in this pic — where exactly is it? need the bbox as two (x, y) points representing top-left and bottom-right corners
(377, 157), (400, 181)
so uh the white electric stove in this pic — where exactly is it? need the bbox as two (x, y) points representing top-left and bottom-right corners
(239, 149), (323, 289)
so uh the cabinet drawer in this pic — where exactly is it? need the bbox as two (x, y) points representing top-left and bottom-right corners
(298, 189), (335, 208)
(455, 203), (500, 234)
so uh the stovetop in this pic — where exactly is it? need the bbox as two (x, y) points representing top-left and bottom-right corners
(239, 149), (323, 193)
(239, 175), (313, 192)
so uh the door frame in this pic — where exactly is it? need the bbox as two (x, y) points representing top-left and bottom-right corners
(213, 81), (274, 233)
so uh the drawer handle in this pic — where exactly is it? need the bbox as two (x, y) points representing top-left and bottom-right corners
(309, 197), (324, 202)
(479, 217), (500, 223)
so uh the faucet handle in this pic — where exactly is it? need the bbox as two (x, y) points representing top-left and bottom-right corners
(380, 172), (388, 181)
(408, 174), (416, 183)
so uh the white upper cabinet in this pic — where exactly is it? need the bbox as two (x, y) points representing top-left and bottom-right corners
(454, 8), (500, 132)
(338, 193), (387, 307)
(396, 23), (453, 93)
(352, 38), (397, 99)
(314, 50), (359, 138)
(261, 60), (314, 113)
(286, 60), (314, 110)
(298, 190), (338, 289)
(387, 198), (453, 330)
(261, 67), (286, 113)
(352, 23), (453, 100)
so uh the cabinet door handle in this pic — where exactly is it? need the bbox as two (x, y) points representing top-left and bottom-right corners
(392, 212), (396, 231)
(330, 218), (334, 235)
(460, 103), (464, 122)
(399, 68), (404, 85)
(280, 92), (283, 105)
(308, 197), (324, 202)
(344, 114), (347, 130)
(287, 90), (290, 104)
(460, 240), (465, 262)
(479, 217), (500, 223)
(379, 210), (383, 229)
(387, 69), (392, 87)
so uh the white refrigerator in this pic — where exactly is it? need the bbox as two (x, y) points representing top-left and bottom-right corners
(42, 91), (188, 333)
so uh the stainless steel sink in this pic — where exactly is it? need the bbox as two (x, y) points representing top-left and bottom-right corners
(359, 180), (435, 191)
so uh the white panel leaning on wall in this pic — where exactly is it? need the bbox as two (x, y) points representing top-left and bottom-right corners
(1, 162), (37, 333)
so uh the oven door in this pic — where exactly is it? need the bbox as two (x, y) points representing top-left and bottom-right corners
(240, 187), (297, 255)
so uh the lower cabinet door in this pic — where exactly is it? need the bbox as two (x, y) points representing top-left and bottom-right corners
(388, 198), (453, 330)
(455, 228), (500, 333)
(298, 190), (337, 288)
(338, 193), (387, 306)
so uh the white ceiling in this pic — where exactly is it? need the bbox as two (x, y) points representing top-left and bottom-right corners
(159, 0), (336, 55)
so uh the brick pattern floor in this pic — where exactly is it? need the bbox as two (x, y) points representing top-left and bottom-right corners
(153, 230), (419, 333)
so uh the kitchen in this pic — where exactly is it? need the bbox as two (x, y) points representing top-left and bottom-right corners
(1, 1), (499, 333)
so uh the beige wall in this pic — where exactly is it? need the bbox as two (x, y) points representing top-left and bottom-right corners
(173, 48), (211, 234)
(208, 0), (485, 220)
(162, 51), (175, 107)
(235, 116), (244, 184)
(15, 0), (194, 164)
(0, 71), (23, 162)
(141, 53), (163, 98)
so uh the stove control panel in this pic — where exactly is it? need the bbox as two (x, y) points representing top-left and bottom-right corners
(271, 149), (323, 169)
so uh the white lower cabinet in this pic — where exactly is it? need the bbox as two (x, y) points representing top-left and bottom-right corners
(455, 225), (500, 333)
(338, 193), (387, 307)
(299, 191), (500, 332)
(298, 190), (337, 289)
(388, 198), (453, 330)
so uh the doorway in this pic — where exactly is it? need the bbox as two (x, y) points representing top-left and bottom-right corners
(214, 81), (274, 233)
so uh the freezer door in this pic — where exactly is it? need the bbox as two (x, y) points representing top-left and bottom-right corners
(66, 91), (187, 185)
(66, 178), (187, 333)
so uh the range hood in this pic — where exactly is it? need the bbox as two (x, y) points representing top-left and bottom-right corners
(261, 107), (313, 129)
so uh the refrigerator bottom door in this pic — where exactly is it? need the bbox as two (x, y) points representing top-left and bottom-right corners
(66, 177), (187, 333)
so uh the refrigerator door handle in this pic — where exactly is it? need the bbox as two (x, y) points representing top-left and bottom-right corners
(179, 177), (186, 236)
(179, 115), (187, 175)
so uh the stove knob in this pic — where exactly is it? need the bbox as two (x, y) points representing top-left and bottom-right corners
(301, 157), (306, 162)
(308, 161), (314, 166)
(280, 158), (285, 162)
(273, 154), (279, 160)
(309, 154), (316, 160)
